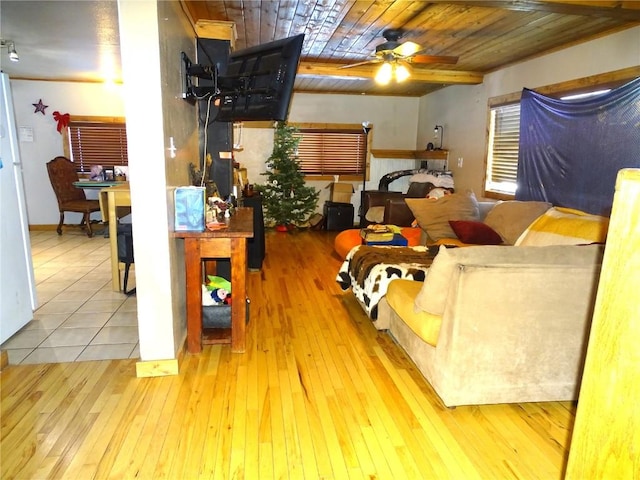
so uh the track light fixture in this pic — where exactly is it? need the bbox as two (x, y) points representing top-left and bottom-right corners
(1, 39), (19, 62)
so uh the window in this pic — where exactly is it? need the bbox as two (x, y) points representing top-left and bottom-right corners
(293, 124), (368, 179)
(66, 117), (128, 172)
(485, 102), (520, 195)
(483, 68), (637, 199)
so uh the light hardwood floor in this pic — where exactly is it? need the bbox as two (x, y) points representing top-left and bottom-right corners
(1, 228), (576, 479)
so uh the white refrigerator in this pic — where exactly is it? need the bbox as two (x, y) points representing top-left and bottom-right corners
(0, 72), (37, 344)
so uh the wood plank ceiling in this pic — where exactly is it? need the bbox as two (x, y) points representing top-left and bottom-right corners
(182, 0), (640, 97)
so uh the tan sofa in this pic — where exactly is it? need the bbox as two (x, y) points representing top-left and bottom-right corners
(378, 244), (605, 407)
(373, 200), (611, 407)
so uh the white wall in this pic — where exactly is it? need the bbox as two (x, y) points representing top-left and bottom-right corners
(233, 93), (420, 219)
(118, 0), (198, 361)
(417, 26), (640, 197)
(10, 80), (124, 225)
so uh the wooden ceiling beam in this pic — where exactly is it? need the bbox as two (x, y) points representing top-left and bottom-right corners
(297, 61), (484, 85)
(440, 0), (640, 21)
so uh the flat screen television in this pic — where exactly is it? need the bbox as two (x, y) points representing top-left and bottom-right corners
(182, 33), (304, 122)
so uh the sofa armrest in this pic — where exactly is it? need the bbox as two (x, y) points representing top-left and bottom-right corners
(383, 198), (415, 227)
(384, 244), (604, 407)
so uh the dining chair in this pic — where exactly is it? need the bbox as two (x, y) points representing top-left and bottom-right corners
(46, 156), (101, 237)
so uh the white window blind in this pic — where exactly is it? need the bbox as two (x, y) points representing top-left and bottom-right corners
(295, 129), (366, 176)
(485, 103), (520, 194)
(68, 121), (128, 172)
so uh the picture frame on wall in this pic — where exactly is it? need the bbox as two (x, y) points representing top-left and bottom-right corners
(103, 167), (115, 181)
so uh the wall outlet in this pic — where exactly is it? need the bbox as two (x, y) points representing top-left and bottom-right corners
(457, 157), (464, 167)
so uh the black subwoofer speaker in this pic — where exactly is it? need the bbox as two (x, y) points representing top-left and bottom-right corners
(323, 201), (354, 231)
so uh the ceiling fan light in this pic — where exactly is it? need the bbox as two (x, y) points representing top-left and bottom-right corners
(394, 41), (421, 57)
(375, 62), (393, 85)
(395, 63), (410, 82)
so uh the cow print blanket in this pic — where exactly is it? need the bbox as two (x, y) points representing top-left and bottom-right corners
(336, 245), (439, 320)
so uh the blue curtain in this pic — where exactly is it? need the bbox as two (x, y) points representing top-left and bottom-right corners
(515, 77), (640, 216)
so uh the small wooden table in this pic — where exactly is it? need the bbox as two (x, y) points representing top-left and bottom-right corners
(98, 184), (132, 291)
(172, 207), (254, 354)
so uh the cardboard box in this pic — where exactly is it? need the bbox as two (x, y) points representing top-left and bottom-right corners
(327, 182), (354, 204)
(174, 186), (205, 231)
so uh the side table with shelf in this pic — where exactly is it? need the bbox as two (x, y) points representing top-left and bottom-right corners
(172, 207), (254, 354)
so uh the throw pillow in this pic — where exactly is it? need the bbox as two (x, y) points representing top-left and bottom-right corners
(515, 207), (609, 246)
(414, 244), (452, 315)
(483, 200), (552, 245)
(448, 220), (503, 245)
(405, 191), (480, 242)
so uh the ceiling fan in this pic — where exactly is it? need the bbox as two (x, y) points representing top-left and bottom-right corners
(342, 29), (458, 84)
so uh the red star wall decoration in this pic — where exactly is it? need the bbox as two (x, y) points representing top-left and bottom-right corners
(32, 99), (48, 115)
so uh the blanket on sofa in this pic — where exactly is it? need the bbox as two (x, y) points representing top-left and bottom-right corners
(336, 245), (438, 320)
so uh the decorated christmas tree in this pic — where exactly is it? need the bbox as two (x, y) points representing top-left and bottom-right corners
(258, 122), (319, 228)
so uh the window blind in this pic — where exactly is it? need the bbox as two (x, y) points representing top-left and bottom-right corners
(68, 121), (128, 172)
(295, 129), (366, 176)
(486, 103), (520, 194)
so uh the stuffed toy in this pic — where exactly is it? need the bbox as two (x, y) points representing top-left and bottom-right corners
(202, 285), (216, 306)
(210, 288), (231, 305)
(206, 275), (231, 292)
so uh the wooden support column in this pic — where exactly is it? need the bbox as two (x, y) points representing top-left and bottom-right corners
(565, 169), (640, 478)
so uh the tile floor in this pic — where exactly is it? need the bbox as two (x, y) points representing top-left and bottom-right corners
(1, 228), (138, 365)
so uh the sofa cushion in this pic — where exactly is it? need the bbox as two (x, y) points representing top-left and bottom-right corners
(415, 243), (604, 315)
(483, 200), (552, 245)
(448, 220), (503, 245)
(515, 207), (609, 246)
(387, 279), (442, 347)
(405, 191), (480, 242)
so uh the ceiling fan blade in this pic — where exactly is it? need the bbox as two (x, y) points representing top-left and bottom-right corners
(338, 59), (382, 69)
(393, 41), (422, 57)
(410, 54), (459, 65)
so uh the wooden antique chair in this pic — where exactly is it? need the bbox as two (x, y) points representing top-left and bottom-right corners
(46, 156), (101, 237)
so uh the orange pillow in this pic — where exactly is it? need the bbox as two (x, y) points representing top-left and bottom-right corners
(400, 227), (422, 246)
(334, 229), (361, 259)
